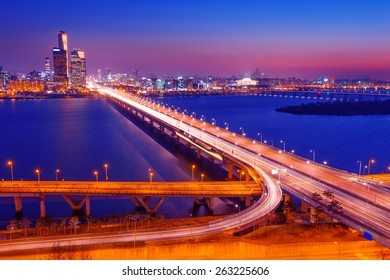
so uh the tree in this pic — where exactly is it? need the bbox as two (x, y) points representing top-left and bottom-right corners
(68, 216), (80, 235)
(19, 217), (31, 237)
(311, 192), (323, 203)
(60, 218), (68, 235)
(323, 190), (334, 204)
(311, 206), (324, 228)
(7, 220), (18, 240)
(327, 200), (343, 225)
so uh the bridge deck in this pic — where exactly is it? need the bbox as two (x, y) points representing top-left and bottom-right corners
(0, 181), (261, 197)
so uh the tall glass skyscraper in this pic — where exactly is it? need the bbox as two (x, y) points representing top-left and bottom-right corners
(53, 31), (69, 84)
(70, 49), (86, 87)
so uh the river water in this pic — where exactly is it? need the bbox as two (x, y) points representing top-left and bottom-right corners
(0, 94), (389, 227)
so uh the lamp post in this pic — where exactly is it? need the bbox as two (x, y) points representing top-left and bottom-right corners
(257, 132), (263, 143)
(93, 170), (98, 182)
(35, 169), (40, 183)
(357, 161), (362, 176)
(235, 204), (241, 212)
(212, 118), (216, 126)
(201, 173), (204, 183)
(239, 127), (245, 136)
(310, 149), (316, 162)
(367, 159), (375, 175)
(104, 163), (108, 182)
(149, 171), (154, 184)
(280, 140), (286, 151)
(7, 161), (14, 181)
(191, 165), (196, 182)
(55, 169), (60, 181)
(224, 122), (229, 130)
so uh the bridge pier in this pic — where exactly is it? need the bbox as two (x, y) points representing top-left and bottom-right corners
(14, 195), (22, 214)
(131, 196), (166, 213)
(283, 193), (292, 215)
(301, 201), (309, 213)
(226, 162), (234, 180)
(196, 148), (202, 160)
(85, 196), (91, 217)
(39, 194), (46, 218)
(63, 195), (88, 211)
(205, 197), (214, 211)
(310, 206), (317, 223)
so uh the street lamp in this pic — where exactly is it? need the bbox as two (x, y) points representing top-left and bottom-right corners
(149, 171), (154, 184)
(235, 204), (241, 212)
(357, 161), (362, 176)
(367, 159), (375, 175)
(224, 122), (229, 130)
(201, 173), (204, 183)
(310, 149), (316, 162)
(191, 165), (196, 182)
(239, 127), (245, 136)
(93, 170), (98, 182)
(7, 161), (14, 181)
(212, 118), (216, 126)
(104, 163), (109, 182)
(280, 140), (286, 151)
(35, 169), (40, 183)
(55, 169), (60, 181)
(257, 132), (263, 143)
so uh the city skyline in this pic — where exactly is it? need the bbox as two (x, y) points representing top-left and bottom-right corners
(1, 0), (390, 80)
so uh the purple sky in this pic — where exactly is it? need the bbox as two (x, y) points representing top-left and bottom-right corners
(1, 0), (390, 80)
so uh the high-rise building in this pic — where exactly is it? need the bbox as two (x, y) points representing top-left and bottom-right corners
(70, 49), (86, 87)
(58, 31), (69, 77)
(44, 57), (51, 80)
(97, 68), (102, 81)
(52, 47), (68, 83)
(106, 68), (112, 81)
(130, 68), (138, 81)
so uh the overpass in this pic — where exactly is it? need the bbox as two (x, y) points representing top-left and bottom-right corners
(0, 180), (260, 216)
(95, 83), (390, 248)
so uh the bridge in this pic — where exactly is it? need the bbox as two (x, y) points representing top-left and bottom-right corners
(0, 180), (260, 216)
(95, 83), (390, 248)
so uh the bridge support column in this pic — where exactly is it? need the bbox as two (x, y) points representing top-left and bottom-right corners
(245, 173), (250, 182)
(132, 196), (166, 213)
(301, 201), (308, 213)
(85, 196), (91, 217)
(245, 196), (251, 207)
(310, 206), (316, 223)
(206, 197), (214, 211)
(193, 197), (202, 205)
(39, 195), (46, 218)
(14, 195), (22, 214)
(226, 162), (234, 180)
(283, 193), (292, 215)
(63, 195), (88, 211)
(196, 148), (202, 160)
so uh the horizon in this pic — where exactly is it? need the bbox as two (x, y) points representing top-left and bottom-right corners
(1, 0), (390, 80)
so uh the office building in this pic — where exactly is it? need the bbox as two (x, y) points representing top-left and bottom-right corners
(70, 49), (86, 87)
(52, 47), (68, 83)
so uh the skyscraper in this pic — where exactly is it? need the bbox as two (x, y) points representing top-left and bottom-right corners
(70, 49), (86, 87)
(58, 31), (69, 77)
(52, 47), (68, 83)
(44, 57), (50, 80)
(52, 31), (69, 84)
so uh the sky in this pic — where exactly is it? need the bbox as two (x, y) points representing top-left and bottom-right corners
(1, 0), (390, 80)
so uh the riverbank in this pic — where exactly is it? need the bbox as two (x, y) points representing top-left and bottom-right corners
(1, 222), (388, 260)
(0, 93), (95, 99)
(276, 99), (390, 115)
